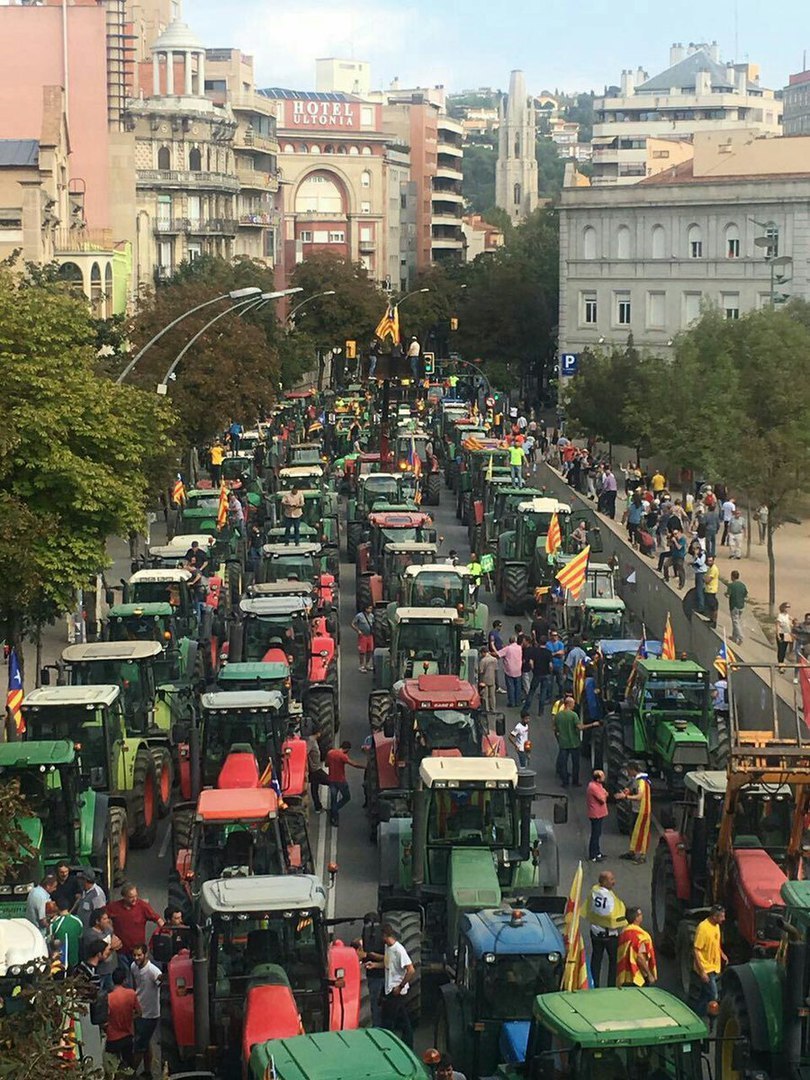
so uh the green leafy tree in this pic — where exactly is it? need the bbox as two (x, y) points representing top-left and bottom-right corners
(0, 267), (173, 664)
(535, 137), (565, 199)
(289, 252), (385, 352)
(461, 142), (497, 213)
(0, 780), (35, 880)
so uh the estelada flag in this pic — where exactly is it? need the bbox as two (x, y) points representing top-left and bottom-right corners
(561, 860), (591, 992)
(546, 512), (562, 555)
(714, 640), (737, 678)
(216, 479), (228, 530)
(555, 544), (590, 600)
(662, 613), (676, 660)
(374, 303), (400, 344)
(171, 475), (186, 506)
(799, 656), (810, 729)
(6, 648), (24, 735)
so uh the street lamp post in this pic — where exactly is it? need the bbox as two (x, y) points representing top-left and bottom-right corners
(116, 286), (262, 383)
(287, 289), (336, 326)
(156, 288), (301, 394)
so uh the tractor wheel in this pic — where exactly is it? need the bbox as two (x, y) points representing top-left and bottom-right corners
(461, 492), (472, 526)
(347, 522), (363, 563)
(386, 910), (422, 1018)
(326, 610), (341, 645)
(503, 564), (529, 615)
(715, 983), (765, 1080)
(613, 759), (635, 836)
(309, 692), (337, 756)
(160, 1010), (183, 1076)
(130, 748), (159, 849)
(356, 576), (372, 613)
(151, 746), (173, 819)
(651, 841), (684, 957)
(365, 749), (380, 842)
(171, 804), (195, 865)
(605, 716), (626, 788)
(712, 711), (731, 770)
(105, 806), (128, 889)
(226, 562), (243, 609)
(425, 472), (441, 507)
(369, 694), (393, 733)
(676, 919), (698, 996)
(373, 612), (390, 649)
(358, 969), (372, 1028)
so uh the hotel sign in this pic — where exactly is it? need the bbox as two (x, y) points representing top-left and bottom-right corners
(284, 100), (363, 128)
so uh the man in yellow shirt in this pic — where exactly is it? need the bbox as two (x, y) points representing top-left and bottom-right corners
(693, 904), (726, 1016)
(209, 439), (225, 486)
(703, 555), (719, 628)
(651, 470), (666, 494)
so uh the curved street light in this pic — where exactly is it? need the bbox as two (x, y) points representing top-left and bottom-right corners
(116, 286), (262, 383)
(156, 288), (301, 394)
(287, 289), (336, 326)
(395, 287), (429, 309)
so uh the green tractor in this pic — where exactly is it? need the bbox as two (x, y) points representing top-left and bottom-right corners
(599, 658), (728, 831)
(377, 758), (565, 1017)
(378, 563), (488, 648)
(549, 561), (626, 647)
(455, 445), (511, 525)
(361, 541), (438, 638)
(249, 1030), (427, 1080)
(0, 740), (127, 911)
(495, 498), (574, 615)
(469, 480), (545, 556)
(22, 684), (162, 852)
(269, 486), (339, 570)
(345, 473), (415, 561)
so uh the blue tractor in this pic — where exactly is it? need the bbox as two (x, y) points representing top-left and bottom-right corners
(433, 906), (565, 1079)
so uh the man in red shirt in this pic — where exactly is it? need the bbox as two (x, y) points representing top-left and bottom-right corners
(326, 740), (365, 827)
(104, 967), (140, 1066)
(106, 883), (164, 960)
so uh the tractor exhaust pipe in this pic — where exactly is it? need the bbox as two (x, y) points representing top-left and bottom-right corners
(517, 768), (536, 863)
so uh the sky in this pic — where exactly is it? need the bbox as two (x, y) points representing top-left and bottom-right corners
(186, 0), (808, 95)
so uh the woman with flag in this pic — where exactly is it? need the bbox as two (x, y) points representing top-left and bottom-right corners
(616, 907), (657, 986)
(616, 761), (652, 863)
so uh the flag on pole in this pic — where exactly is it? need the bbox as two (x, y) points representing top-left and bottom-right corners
(171, 474), (186, 506)
(662, 613), (676, 660)
(216, 479), (228, 530)
(6, 649), (24, 735)
(573, 658), (586, 705)
(546, 512), (562, 556)
(408, 436), (422, 478)
(624, 631), (648, 696)
(714, 640), (737, 678)
(555, 545), (590, 600)
(561, 861), (591, 991)
(485, 455), (493, 482)
(374, 303), (400, 344)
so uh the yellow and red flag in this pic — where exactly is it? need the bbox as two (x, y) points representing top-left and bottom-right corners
(374, 303), (400, 345)
(561, 860), (591, 991)
(555, 545), (590, 600)
(662, 613), (676, 660)
(171, 475), (186, 506)
(545, 512), (562, 556)
(216, 480), (228, 530)
(6, 649), (24, 735)
(573, 658), (586, 705)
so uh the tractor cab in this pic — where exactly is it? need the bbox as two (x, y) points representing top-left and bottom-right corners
(394, 430), (432, 470)
(511, 498), (572, 562)
(375, 607), (474, 688)
(357, 473), (408, 513)
(257, 543), (325, 588)
(383, 544), (439, 598)
(524, 988), (706, 1079)
(591, 640), (663, 715)
(551, 562), (624, 643)
(60, 641), (164, 734)
(143, 533), (216, 571)
(222, 451), (256, 485)
(359, 512), (436, 574)
(288, 442), (323, 466)
(278, 465), (325, 492)
(403, 563), (487, 641)
(122, 569), (209, 639)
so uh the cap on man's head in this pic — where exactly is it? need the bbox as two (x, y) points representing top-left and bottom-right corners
(79, 868), (96, 884)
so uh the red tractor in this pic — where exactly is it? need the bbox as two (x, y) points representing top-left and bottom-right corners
(355, 510), (436, 607)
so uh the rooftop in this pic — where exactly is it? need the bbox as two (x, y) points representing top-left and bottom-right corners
(0, 139), (38, 168)
(534, 988), (706, 1047)
(0, 740), (75, 767)
(637, 49), (739, 94)
(462, 909), (564, 957)
(394, 606), (459, 622)
(197, 787), (278, 821)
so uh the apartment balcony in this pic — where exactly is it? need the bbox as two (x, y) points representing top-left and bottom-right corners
(237, 167), (280, 192)
(235, 127), (280, 155)
(239, 211), (280, 228)
(53, 227), (116, 253)
(436, 165), (463, 182)
(359, 237), (377, 252)
(431, 188), (464, 204)
(137, 169), (240, 193)
(431, 212), (463, 227)
(437, 141), (463, 158)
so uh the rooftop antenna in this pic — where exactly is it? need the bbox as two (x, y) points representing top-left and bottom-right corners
(734, 0), (739, 62)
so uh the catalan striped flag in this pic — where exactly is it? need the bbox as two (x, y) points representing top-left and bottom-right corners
(714, 640), (737, 678)
(216, 479), (229, 530)
(374, 303), (400, 344)
(561, 860), (591, 992)
(546, 512), (562, 556)
(662, 613), (676, 660)
(6, 649), (24, 735)
(573, 658), (586, 705)
(555, 545), (590, 600)
(624, 632), (648, 696)
(171, 474), (186, 506)
(408, 437), (422, 478)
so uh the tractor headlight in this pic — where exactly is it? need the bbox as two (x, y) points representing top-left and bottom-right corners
(483, 953), (496, 964)
(673, 764), (684, 773)
(0, 886), (13, 895)
(547, 952), (561, 964)
(13, 884), (33, 895)
(7, 966), (21, 976)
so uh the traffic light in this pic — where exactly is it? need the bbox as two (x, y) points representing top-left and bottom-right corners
(423, 351), (435, 376)
(345, 340), (357, 359)
(450, 316), (459, 331)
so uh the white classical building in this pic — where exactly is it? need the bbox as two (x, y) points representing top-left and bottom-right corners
(558, 130), (810, 359)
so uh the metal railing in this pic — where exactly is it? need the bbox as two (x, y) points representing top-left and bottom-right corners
(153, 217), (238, 235)
(53, 227), (115, 252)
(137, 169), (240, 192)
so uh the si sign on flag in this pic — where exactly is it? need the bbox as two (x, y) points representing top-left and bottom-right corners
(560, 353), (579, 376)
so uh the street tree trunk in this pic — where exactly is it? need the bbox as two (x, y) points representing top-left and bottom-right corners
(766, 512), (776, 617)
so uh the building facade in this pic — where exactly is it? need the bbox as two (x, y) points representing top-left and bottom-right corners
(384, 145), (417, 291)
(558, 131), (810, 360)
(784, 69), (810, 135)
(315, 58), (371, 97)
(496, 70), (538, 224)
(591, 43), (782, 186)
(462, 213), (504, 260)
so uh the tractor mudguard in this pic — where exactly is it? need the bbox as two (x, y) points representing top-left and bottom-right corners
(372, 648), (391, 690)
(167, 949), (195, 1053)
(373, 733), (399, 791)
(724, 963), (784, 1056)
(369, 574), (383, 605)
(378, 818), (414, 891)
(357, 545), (371, 574)
(438, 984), (466, 1064)
(328, 941), (363, 1030)
(472, 500), (484, 525)
(660, 830), (691, 903)
(119, 738), (147, 790)
(182, 639), (197, 682)
(280, 737), (307, 798)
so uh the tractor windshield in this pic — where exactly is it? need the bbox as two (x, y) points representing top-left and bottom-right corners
(264, 554), (315, 582)
(733, 792), (793, 853)
(479, 954), (561, 1020)
(22, 707), (108, 778)
(585, 574), (616, 600)
(427, 787), (517, 847)
(302, 499), (324, 528)
(643, 680), (708, 711)
(397, 621), (457, 672)
(572, 1042), (703, 1080)
(0, 765), (74, 859)
(197, 821), (283, 879)
(395, 436), (429, 463)
(130, 581), (183, 606)
(587, 610), (624, 638)
(381, 527), (419, 546)
(70, 660), (154, 726)
(203, 710), (283, 775)
(243, 619), (300, 662)
(411, 573), (464, 608)
(415, 710), (478, 755)
(222, 458), (249, 481)
(108, 614), (172, 644)
(362, 478), (400, 505)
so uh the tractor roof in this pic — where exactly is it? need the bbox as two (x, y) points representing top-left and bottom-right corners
(202, 690), (285, 712)
(248, 582), (314, 597)
(400, 674), (479, 708)
(359, 473), (400, 485)
(167, 533), (215, 549)
(217, 662), (289, 682)
(461, 909), (564, 958)
(684, 770), (792, 798)
(196, 787), (278, 822)
(597, 639), (662, 657)
(368, 512), (431, 527)
(147, 546), (189, 561)
(403, 563), (463, 578)
(108, 602), (175, 617)
(517, 497), (571, 514)
(261, 543), (321, 557)
(200, 874), (326, 916)
(23, 685), (120, 708)
(0, 920), (49, 975)
(533, 987), (706, 1048)
(585, 598), (626, 612)
(279, 465), (324, 477)
(129, 569), (192, 584)
(384, 542), (438, 555)
(639, 659), (707, 677)
(240, 596), (311, 617)
(0, 740), (76, 767)
(62, 641), (163, 662)
(420, 757), (518, 787)
(394, 607), (460, 623)
(248, 1029), (425, 1080)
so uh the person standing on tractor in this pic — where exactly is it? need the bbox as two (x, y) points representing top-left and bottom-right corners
(508, 440), (526, 487)
(692, 905), (727, 1017)
(616, 907), (657, 987)
(468, 553), (483, 604)
(209, 438), (225, 486)
(616, 762), (652, 864)
(281, 485), (304, 546)
(407, 336), (421, 381)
